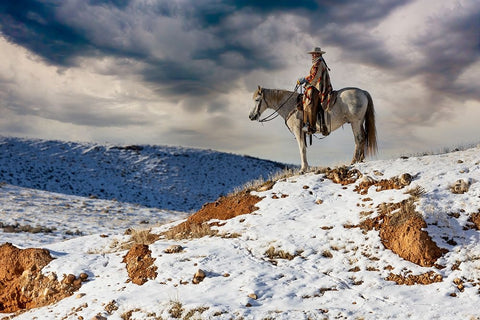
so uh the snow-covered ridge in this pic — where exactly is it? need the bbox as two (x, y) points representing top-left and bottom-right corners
(0, 137), (287, 211)
(1, 143), (480, 319)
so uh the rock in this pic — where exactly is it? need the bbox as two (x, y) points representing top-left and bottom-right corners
(192, 269), (206, 284)
(104, 300), (119, 314)
(63, 274), (76, 285)
(79, 273), (89, 282)
(47, 273), (57, 281)
(450, 179), (470, 194)
(248, 293), (258, 300)
(398, 173), (412, 186)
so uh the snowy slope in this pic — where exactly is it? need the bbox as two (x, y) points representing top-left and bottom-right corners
(0, 184), (189, 248)
(1, 145), (480, 319)
(0, 137), (287, 211)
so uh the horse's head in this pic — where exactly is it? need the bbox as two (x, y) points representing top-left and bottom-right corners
(249, 85), (267, 121)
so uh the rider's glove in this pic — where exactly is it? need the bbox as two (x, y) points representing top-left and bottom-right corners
(297, 77), (306, 85)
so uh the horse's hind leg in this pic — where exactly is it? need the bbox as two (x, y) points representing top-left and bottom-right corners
(351, 121), (366, 164)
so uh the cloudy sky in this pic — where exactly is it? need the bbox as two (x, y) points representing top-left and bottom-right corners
(0, 0), (479, 166)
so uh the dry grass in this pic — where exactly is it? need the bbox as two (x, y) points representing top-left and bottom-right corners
(128, 228), (160, 244)
(91, 228), (161, 253)
(230, 167), (305, 196)
(405, 185), (427, 201)
(119, 228), (160, 250)
(169, 300), (184, 319)
(322, 250), (333, 258)
(265, 246), (303, 261)
(162, 223), (219, 240)
(0, 222), (57, 234)
(183, 306), (210, 320)
(387, 199), (422, 227)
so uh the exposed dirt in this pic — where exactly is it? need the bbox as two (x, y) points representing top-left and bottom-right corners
(360, 199), (447, 267)
(164, 191), (263, 239)
(386, 271), (443, 285)
(123, 244), (157, 285)
(354, 173), (412, 195)
(467, 211), (480, 230)
(380, 208), (447, 267)
(323, 167), (412, 195)
(0, 243), (85, 313)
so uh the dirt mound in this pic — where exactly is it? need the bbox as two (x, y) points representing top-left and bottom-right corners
(0, 243), (86, 313)
(380, 207), (447, 267)
(164, 191), (263, 239)
(123, 244), (157, 285)
(360, 200), (446, 267)
(187, 191), (263, 224)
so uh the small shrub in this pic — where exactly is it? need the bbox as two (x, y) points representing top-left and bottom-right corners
(162, 223), (218, 240)
(169, 300), (184, 319)
(405, 185), (426, 201)
(183, 306), (209, 320)
(114, 228), (161, 250)
(322, 250), (333, 258)
(265, 246), (302, 261)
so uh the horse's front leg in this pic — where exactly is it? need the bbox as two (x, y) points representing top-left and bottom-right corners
(298, 133), (308, 172)
(289, 114), (308, 172)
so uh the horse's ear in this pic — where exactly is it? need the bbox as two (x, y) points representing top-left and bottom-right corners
(257, 85), (262, 90)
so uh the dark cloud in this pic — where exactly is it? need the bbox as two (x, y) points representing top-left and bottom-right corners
(0, 1), (318, 98)
(0, 0), (94, 66)
(326, 0), (409, 22)
(411, 7), (480, 101)
(88, 0), (130, 8)
(305, 0), (414, 69)
(1, 0), (478, 118)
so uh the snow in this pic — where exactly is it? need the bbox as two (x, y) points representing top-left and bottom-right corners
(1, 139), (480, 319)
(0, 137), (287, 211)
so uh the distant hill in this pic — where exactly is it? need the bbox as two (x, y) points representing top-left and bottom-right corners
(0, 137), (288, 211)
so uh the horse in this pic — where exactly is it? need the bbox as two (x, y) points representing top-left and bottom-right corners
(249, 86), (377, 172)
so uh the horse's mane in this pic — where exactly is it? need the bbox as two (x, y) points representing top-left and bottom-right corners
(263, 88), (297, 105)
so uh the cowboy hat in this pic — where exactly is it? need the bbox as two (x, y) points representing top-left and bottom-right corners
(307, 47), (326, 54)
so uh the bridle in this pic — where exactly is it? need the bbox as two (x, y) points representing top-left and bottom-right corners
(256, 84), (300, 123)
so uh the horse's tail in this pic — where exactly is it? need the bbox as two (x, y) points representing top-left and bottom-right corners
(364, 90), (378, 157)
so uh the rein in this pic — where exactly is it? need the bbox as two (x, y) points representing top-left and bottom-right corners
(258, 84), (299, 123)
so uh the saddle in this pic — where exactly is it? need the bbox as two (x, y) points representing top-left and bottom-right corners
(297, 91), (338, 136)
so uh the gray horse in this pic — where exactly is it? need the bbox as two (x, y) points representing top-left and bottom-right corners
(249, 86), (377, 171)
